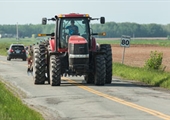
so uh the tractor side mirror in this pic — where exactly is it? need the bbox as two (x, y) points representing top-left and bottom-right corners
(100, 17), (105, 24)
(42, 18), (47, 25)
(55, 15), (58, 20)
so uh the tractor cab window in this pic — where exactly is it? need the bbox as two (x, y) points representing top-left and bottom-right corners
(59, 18), (89, 48)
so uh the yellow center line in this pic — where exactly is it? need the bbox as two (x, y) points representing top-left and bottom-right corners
(63, 77), (170, 120)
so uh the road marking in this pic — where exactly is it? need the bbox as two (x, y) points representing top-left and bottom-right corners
(63, 77), (170, 120)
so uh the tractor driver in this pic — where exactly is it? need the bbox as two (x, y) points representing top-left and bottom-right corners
(66, 20), (79, 35)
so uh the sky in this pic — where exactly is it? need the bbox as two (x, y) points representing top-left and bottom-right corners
(0, 0), (170, 25)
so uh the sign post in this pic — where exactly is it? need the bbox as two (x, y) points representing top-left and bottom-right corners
(120, 35), (131, 64)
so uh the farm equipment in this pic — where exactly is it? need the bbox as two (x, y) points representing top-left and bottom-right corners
(31, 13), (112, 86)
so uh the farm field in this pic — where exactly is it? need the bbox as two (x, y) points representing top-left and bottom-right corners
(112, 44), (170, 72)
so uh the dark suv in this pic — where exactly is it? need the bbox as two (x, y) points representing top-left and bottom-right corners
(6, 44), (27, 61)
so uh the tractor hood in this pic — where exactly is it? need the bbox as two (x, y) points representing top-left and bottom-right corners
(68, 35), (87, 44)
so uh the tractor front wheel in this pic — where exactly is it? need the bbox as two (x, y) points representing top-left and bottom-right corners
(49, 55), (61, 86)
(94, 55), (106, 86)
(100, 44), (112, 84)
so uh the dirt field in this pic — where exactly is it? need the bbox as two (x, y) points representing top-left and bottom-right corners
(112, 44), (170, 72)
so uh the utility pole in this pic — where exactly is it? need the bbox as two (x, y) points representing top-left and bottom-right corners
(16, 22), (18, 43)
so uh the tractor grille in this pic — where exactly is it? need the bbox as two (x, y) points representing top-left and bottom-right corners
(68, 43), (88, 54)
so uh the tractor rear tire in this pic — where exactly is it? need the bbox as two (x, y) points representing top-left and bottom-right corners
(94, 55), (106, 86)
(100, 44), (112, 84)
(33, 44), (46, 84)
(50, 55), (61, 86)
(46, 49), (50, 84)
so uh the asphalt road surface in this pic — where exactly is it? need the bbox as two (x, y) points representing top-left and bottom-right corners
(0, 55), (170, 120)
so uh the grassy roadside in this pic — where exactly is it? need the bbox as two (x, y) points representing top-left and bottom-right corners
(0, 79), (44, 120)
(113, 63), (170, 90)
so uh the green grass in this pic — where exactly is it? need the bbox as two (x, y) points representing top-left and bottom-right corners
(113, 62), (170, 89)
(0, 80), (44, 120)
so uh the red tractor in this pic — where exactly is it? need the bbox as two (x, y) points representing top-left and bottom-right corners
(32, 13), (112, 86)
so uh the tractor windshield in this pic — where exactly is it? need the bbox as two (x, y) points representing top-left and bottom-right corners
(59, 18), (90, 48)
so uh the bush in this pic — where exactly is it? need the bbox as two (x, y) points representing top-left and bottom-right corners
(144, 51), (164, 71)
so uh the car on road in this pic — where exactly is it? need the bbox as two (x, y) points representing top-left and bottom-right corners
(6, 44), (27, 61)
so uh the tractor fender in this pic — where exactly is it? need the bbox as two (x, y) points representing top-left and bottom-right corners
(49, 38), (55, 52)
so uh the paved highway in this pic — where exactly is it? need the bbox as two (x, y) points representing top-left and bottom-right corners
(0, 55), (170, 120)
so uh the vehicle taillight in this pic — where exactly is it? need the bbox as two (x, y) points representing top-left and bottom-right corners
(22, 50), (25, 52)
(10, 49), (13, 52)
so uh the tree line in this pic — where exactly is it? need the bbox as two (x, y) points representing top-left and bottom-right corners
(0, 22), (170, 38)
(92, 22), (170, 38)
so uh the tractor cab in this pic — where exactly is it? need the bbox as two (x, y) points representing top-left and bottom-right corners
(59, 17), (90, 49)
(41, 13), (105, 52)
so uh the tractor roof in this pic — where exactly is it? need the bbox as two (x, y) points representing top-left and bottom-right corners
(57, 13), (90, 18)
